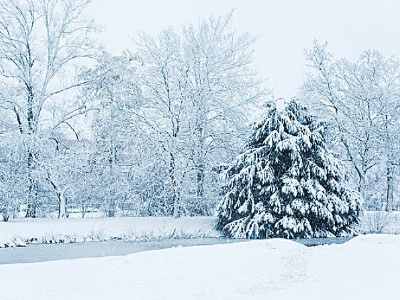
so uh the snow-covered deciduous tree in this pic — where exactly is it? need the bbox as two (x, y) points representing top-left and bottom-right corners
(217, 100), (361, 239)
(133, 13), (263, 216)
(303, 42), (400, 212)
(80, 51), (141, 217)
(0, 0), (97, 217)
(0, 134), (26, 221)
(134, 29), (192, 217)
(181, 13), (263, 209)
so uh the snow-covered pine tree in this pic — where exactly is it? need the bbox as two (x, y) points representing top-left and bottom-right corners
(217, 100), (362, 239)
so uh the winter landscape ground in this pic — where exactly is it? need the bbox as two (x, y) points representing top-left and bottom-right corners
(0, 214), (399, 299)
(0, 233), (399, 299)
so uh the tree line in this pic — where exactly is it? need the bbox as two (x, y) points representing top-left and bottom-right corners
(0, 0), (263, 219)
(0, 0), (398, 221)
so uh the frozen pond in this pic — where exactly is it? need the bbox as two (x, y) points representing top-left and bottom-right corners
(0, 238), (244, 264)
(0, 236), (353, 264)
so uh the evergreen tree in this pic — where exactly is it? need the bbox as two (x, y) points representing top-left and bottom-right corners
(217, 100), (361, 239)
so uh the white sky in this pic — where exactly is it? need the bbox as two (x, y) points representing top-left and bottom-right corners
(89, 0), (400, 100)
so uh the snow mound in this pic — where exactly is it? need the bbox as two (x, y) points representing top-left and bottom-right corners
(344, 234), (400, 247)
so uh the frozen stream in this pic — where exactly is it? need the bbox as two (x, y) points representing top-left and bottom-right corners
(0, 236), (353, 265)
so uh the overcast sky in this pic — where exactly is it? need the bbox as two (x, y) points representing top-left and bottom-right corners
(90, 0), (400, 100)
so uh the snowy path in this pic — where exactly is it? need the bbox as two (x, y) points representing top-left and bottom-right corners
(1, 235), (397, 299)
(268, 235), (400, 299)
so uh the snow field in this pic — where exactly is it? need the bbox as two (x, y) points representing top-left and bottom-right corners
(0, 235), (399, 299)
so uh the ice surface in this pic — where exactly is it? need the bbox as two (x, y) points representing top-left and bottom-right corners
(0, 238), (244, 264)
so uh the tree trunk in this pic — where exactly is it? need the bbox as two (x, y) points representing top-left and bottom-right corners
(357, 170), (366, 201)
(81, 203), (87, 218)
(26, 151), (38, 218)
(58, 192), (67, 218)
(195, 114), (206, 212)
(107, 206), (116, 217)
(169, 152), (180, 218)
(107, 139), (117, 217)
(386, 162), (394, 213)
(196, 163), (205, 202)
(385, 116), (394, 213)
(48, 179), (67, 218)
(26, 83), (38, 218)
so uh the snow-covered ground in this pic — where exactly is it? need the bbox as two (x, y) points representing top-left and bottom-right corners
(0, 217), (220, 247)
(1, 215), (399, 298)
(0, 234), (398, 299)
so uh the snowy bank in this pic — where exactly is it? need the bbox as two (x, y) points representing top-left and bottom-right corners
(1, 211), (399, 248)
(0, 217), (220, 247)
(0, 234), (398, 299)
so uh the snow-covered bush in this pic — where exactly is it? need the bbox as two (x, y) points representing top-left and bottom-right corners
(217, 100), (362, 239)
(360, 211), (400, 234)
